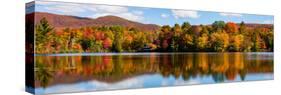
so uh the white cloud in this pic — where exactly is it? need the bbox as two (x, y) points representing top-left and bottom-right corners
(38, 1), (88, 16)
(220, 13), (242, 17)
(89, 5), (144, 22)
(174, 79), (200, 85)
(171, 10), (199, 19)
(37, 1), (145, 22)
(91, 77), (144, 90)
(161, 14), (169, 18)
(44, 4), (86, 15)
(37, 75), (145, 93)
(132, 10), (143, 15)
(88, 5), (128, 13)
(263, 20), (274, 24)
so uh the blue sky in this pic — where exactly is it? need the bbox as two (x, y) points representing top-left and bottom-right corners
(27, 1), (274, 26)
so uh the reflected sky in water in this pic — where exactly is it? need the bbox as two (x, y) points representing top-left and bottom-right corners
(35, 73), (273, 94)
(33, 52), (273, 94)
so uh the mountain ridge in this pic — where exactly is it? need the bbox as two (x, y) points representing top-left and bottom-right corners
(27, 12), (160, 32)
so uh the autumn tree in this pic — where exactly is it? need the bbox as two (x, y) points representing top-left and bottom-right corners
(171, 24), (182, 51)
(178, 22), (192, 51)
(132, 31), (147, 51)
(225, 22), (238, 33)
(210, 32), (230, 52)
(123, 33), (133, 51)
(181, 22), (191, 32)
(35, 17), (54, 53)
(78, 28), (90, 52)
(231, 34), (244, 51)
(61, 28), (83, 52)
(197, 33), (209, 50)
(194, 26), (210, 51)
(80, 38), (92, 52)
(266, 31), (274, 51)
(103, 37), (113, 49)
(251, 31), (261, 52)
(111, 26), (124, 52)
(181, 33), (194, 51)
(200, 25), (210, 35)
(159, 25), (172, 51)
(212, 21), (225, 32)
(92, 40), (103, 52)
(239, 21), (246, 34)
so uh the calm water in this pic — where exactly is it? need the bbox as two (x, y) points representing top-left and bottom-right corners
(34, 52), (273, 94)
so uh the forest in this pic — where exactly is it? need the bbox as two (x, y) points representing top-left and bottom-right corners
(35, 17), (273, 54)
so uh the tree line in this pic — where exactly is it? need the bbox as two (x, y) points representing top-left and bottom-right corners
(35, 18), (273, 54)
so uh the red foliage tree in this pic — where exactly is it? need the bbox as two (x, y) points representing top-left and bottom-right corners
(103, 37), (112, 49)
(225, 22), (238, 33)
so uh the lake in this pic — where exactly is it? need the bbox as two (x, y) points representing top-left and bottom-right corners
(34, 52), (273, 94)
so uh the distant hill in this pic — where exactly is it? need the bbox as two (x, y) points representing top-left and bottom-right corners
(26, 12), (160, 32)
(243, 23), (273, 29)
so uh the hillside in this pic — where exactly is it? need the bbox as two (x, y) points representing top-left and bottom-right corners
(26, 12), (160, 32)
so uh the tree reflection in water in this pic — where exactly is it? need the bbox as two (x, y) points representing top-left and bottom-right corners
(34, 52), (273, 88)
(35, 62), (52, 88)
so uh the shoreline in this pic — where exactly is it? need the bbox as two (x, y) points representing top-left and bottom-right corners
(34, 52), (274, 56)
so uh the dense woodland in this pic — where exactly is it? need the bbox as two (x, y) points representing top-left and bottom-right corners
(35, 17), (273, 54)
